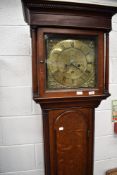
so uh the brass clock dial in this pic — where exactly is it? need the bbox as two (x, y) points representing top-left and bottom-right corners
(46, 36), (97, 90)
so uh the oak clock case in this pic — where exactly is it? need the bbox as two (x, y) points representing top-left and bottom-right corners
(21, 1), (117, 175)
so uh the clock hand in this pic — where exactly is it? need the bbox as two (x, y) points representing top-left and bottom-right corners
(70, 63), (81, 69)
(71, 63), (91, 76)
(70, 63), (89, 75)
(65, 62), (85, 74)
(65, 63), (81, 68)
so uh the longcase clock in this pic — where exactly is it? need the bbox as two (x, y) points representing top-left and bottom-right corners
(21, 1), (117, 175)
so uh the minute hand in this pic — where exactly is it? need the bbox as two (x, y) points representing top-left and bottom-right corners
(70, 63), (84, 73)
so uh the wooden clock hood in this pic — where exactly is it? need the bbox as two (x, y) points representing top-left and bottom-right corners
(21, 0), (117, 109)
(22, 0), (117, 30)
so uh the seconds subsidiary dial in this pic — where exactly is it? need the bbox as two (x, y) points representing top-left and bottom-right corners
(46, 35), (97, 90)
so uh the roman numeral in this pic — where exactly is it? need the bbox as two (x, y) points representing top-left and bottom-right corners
(54, 52), (59, 55)
(85, 70), (90, 74)
(87, 62), (93, 64)
(60, 44), (65, 50)
(71, 42), (75, 48)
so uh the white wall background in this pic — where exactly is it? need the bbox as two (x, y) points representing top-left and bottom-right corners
(0, 0), (117, 175)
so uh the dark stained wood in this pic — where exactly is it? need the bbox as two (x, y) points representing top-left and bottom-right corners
(21, 1), (117, 175)
(105, 33), (110, 93)
(21, 0), (117, 31)
(35, 94), (110, 110)
(31, 27), (38, 97)
(30, 14), (111, 30)
(42, 110), (51, 175)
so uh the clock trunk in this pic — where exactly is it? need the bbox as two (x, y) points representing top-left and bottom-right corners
(43, 108), (94, 175)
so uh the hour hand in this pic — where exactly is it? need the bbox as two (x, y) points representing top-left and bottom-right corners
(70, 63), (81, 69)
(65, 62), (81, 68)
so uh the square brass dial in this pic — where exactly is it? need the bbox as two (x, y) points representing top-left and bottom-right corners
(45, 34), (97, 90)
